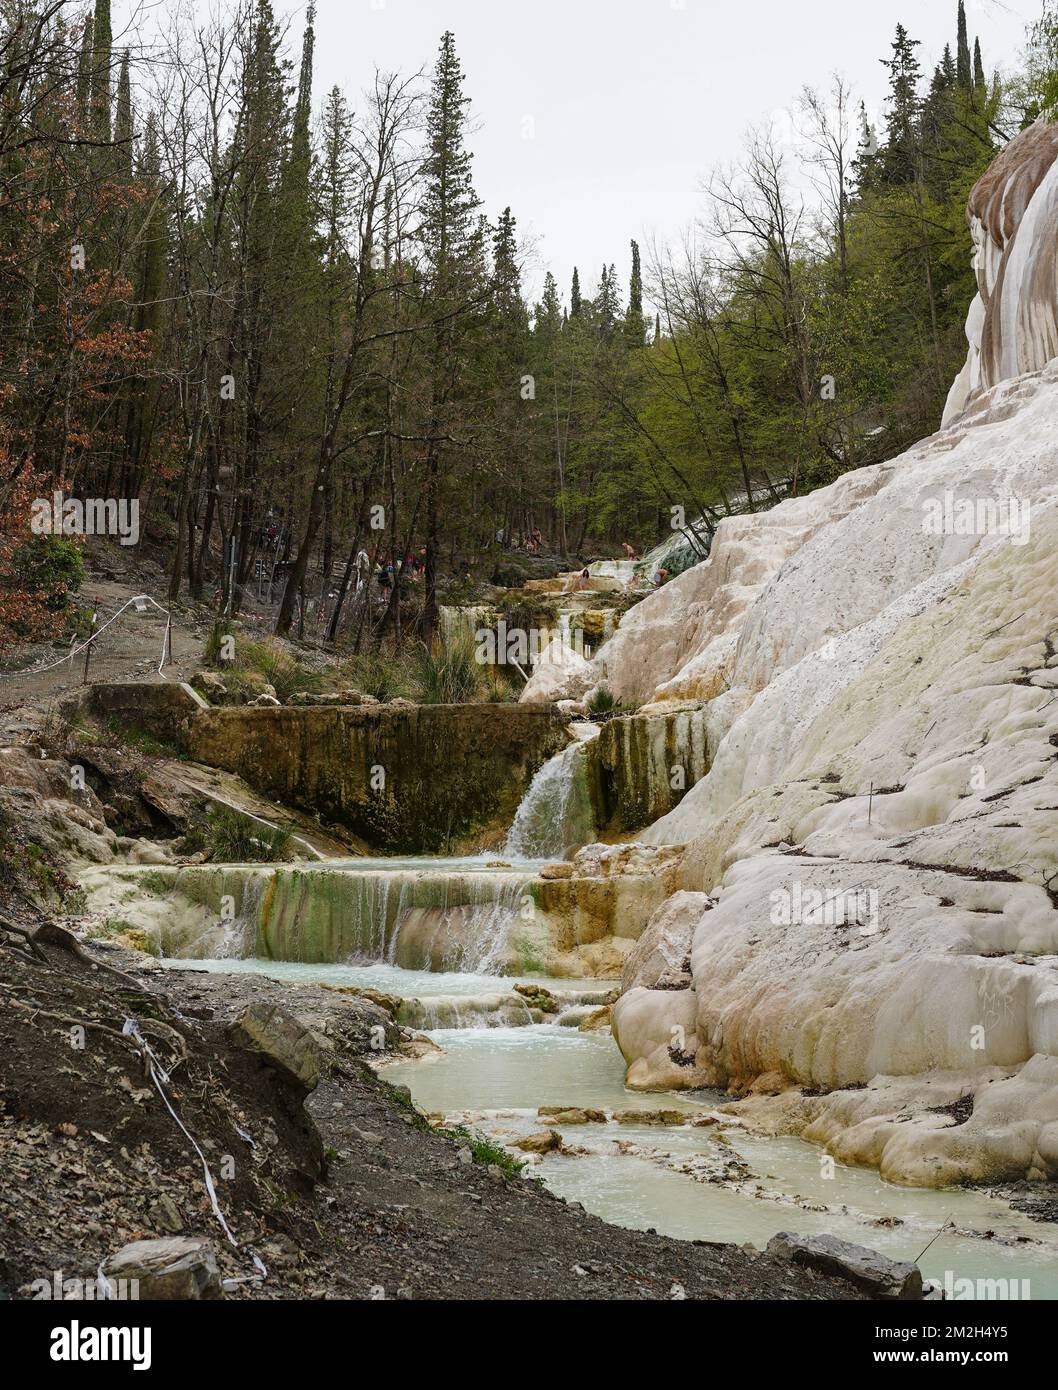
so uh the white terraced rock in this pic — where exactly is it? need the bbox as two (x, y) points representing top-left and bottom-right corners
(601, 128), (1058, 1187)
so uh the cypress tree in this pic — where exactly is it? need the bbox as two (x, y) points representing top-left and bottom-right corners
(973, 37), (985, 91)
(76, 17), (93, 128)
(113, 51), (132, 180)
(956, 1), (971, 90)
(91, 0), (112, 141)
(570, 266), (582, 317)
(124, 112), (166, 495)
(624, 238), (645, 346)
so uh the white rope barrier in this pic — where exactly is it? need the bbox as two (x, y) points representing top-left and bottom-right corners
(0, 592), (173, 681)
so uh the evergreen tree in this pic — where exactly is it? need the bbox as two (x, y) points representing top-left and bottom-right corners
(123, 112), (166, 496)
(877, 24), (922, 185)
(594, 263), (620, 331)
(957, 1), (972, 90)
(491, 207), (523, 318)
(974, 37), (985, 92)
(421, 32), (481, 280)
(286, 1), (315, 208)
(91, 0), (112, 141)
(113, 51), (132, 180)
(419, 30), (485, 641)
(536, 271), (561, 335)
(76, 17), (93, 127)
(624, 238), (645, 346)
(570, 265), (582, 317)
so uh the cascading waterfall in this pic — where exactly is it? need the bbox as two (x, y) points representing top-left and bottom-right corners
(505, 725), (599, 858)
(387, 872), (533, 975)
(136, 860), (541, 977)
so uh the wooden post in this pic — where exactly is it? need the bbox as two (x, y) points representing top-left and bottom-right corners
(82, 612), (97, 685)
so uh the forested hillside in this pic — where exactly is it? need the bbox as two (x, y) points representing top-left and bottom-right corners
(0, 0), (1055, 651)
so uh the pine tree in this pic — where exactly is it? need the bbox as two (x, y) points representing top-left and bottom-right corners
(419, 30), (484, 642)
(491, 206), (523, 318)
(536, 272), (561, 335)
(877, 24), (922, 185)
(286, 1), (315, 209)
(421, 32), (481, 280)
(595, 264), (620, 331)
(956, 1), (971, 90)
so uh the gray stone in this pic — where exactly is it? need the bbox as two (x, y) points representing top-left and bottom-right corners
(192, 670), (228, 699)
(765, 1231), (924, 1300)
(104, 1236), (222, 1300)
(227, 1001), (321, 1092)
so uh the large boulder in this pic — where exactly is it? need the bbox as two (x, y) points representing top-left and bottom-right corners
(103, 1237), (222, 1300)
(766, 1232), (923, 1300)
(227, 1001), (321, 1092)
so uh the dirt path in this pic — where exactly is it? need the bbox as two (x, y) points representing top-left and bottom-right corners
(0, 573), (208, 731)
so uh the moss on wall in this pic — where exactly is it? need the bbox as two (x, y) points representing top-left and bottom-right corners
(186, 703), (571, 854)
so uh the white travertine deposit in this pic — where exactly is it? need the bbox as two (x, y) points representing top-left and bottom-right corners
(585, 127), (1058, 1186)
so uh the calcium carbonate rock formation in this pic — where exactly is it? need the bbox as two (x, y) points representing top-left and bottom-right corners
(601, 128), (1058, 1188)
(943, 118), (1058, 425)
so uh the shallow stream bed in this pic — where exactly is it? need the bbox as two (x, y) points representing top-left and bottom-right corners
(174, 955), (1058, 1299)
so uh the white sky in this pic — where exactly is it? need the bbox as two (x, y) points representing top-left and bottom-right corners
(142, 0), (1038, 304)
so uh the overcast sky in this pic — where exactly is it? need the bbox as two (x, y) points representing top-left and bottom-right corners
(166, 0), (1036, 304)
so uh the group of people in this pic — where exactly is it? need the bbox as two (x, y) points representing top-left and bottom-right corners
(375, 549), (426, 593)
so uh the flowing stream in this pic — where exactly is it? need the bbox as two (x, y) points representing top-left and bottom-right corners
(125, 706), (1058, 1297)
(168, 948), (1058, 1299)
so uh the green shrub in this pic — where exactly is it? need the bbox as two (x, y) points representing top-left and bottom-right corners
(239, 639), (320, 703)
(441, 1125), (527, 1178)
(415, 635), (485, 704)
(200, 806), (291, 862)
(586, 684), (619, 716)
(340, 650), (415, 702)
(13, 535), (84, 611)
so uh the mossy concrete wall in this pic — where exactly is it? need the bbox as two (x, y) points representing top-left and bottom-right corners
(72, 681), (207, 746)
(186, 704), (571, 853)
